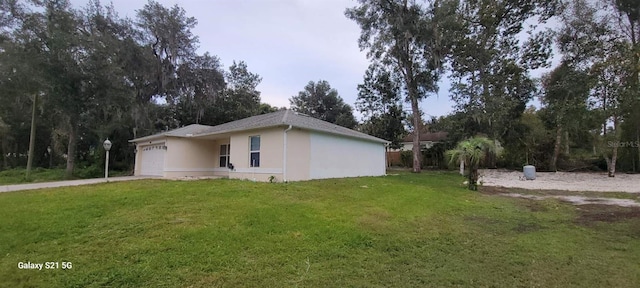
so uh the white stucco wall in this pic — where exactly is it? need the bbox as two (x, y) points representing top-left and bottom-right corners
(309, 132), (386, 179)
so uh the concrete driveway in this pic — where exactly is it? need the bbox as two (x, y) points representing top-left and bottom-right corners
(0, 176), (159, 193)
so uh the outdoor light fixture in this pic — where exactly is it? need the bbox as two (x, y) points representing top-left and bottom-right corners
(47, 146), (52, 168)
(103, 139), (112, 180)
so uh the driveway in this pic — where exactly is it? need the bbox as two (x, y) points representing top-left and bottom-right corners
(0, 176), (158, 193)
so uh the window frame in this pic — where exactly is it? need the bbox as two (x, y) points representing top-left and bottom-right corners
(219, 144), (230, 168)
(249, 136), (260, 167)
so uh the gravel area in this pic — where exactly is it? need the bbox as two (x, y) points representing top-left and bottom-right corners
(479, 169), (640, 193)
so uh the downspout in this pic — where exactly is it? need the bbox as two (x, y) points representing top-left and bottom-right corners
(283, 125), (293, 182)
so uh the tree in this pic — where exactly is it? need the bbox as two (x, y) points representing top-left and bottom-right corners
(356, 64), (406, 148)
(557, 0), (633, 176)
(136, 0), (198, 102)
(174, 53), (226, 125)
(0, 0), (279, 177)
(218, 61), (262, 122)
(447, 0), (557, 146)
(445, 0), (558, 171)
(359, 105), (406, 148)
(0, 0), (50, 177)
(346, 0), (454, 172)
(289, 80), (357, 129)
(446, 136), (498, 191)
(519, 106), (553, 168)
(611, 0), (640, 172)
(541, 63), (592, 171)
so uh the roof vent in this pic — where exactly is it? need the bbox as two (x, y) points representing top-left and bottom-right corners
(186, 133), (193, 137)
(294, 112), (310, 117)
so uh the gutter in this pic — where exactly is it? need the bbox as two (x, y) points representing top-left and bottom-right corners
(283, 125), (293, 182)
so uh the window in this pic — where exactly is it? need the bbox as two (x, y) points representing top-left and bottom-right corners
(219, 144), (230, 168)
(249, 136), (260, 167)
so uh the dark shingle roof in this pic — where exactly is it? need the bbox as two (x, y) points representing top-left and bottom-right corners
(402, 131), (448, 142)
(130, 109), (388, 144)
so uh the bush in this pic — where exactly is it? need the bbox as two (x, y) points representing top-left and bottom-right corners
(400, 151), (413, 167)
(74, 165), (103, 179)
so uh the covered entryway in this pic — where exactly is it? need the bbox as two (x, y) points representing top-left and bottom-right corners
(139, 143), (166, 176)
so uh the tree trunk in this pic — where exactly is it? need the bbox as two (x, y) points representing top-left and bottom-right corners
(606, 116), (621, 177)
(26, 94), (38, 179)
(410, 95), (422, 173)
(564, 130), (570, 155)
(0, 137), (7, 170)
(550, 124), (562, 172)
(608, 145), (618, 177)
(637, 129), (639, 173)
(65, 123), (77, 179)
(468, 166), (478, 191)
(385, 146), (390, 168)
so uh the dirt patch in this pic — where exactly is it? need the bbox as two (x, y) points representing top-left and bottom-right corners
(519, 199), (549, 212)
(574, 205), (640, 225)
(504, 193), (640, 207)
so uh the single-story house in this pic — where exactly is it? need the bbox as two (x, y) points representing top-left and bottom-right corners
(387, 130), (448, 167)
(395, 130), (449, 151)
(129, 109), (389, 182)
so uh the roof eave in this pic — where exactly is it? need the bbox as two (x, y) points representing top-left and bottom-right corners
(191, 123), (287, 138)
(129, 133), (170, 143)
(303, 127), (389, 144)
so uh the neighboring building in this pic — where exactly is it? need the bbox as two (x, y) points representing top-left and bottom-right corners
(397, 130), (449, 151)
(129, 109), (389, 182)
(387, 129), (449, 167)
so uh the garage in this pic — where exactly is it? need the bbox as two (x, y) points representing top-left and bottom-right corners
(139, 143), (166, 176)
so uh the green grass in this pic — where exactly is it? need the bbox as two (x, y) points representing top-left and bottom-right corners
(1, 172), (639, 287)
(0, 168), (130, 185)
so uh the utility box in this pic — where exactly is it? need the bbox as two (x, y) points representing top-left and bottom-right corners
(523, 165), (536, 180)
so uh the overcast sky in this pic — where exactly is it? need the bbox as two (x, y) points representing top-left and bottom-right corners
(67, 0), (458, 119)
(72, 0), (557, 119)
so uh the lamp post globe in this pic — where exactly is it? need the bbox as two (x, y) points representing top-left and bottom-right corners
(103, 139), (112, 151)
(103, 139), (112, 180)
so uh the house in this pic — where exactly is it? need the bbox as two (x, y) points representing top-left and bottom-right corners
(129, 109), (389, 182)
(397, 130), (448, 151)
(387, 129), (449, 167)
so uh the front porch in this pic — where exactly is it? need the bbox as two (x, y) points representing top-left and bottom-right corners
(162, 134), (232, 179)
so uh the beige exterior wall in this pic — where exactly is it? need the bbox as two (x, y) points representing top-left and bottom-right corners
(285, 128), (310, 181)
(134, 143), (142, 175)
(164, 137), (227, 178)
(228, 127), (285, 181)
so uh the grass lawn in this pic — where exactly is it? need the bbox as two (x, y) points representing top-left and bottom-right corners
(1, 172), (639, 287)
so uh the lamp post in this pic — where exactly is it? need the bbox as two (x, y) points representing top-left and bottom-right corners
(47, 146), (52, 168)
(103, 139), (112, 180)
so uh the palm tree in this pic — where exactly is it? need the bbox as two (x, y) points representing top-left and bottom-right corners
(446, 137), (498, 191)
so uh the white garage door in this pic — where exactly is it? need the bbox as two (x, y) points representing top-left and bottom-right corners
(140, 143), (166, 176)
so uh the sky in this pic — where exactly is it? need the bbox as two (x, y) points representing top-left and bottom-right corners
(71, 0), (555, 120)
